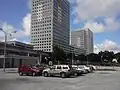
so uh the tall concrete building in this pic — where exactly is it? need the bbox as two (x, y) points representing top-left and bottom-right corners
(31, 0), (70, 52)
(71, 28), (93, 54)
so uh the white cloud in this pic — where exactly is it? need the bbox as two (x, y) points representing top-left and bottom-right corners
(0, 0), (32, 43)
(84, 21), (105, 33)
(13, 30), (26, 39)
(9, 38), (20, 42)
(9, 38), (31, 44)
(72, 0), (120, 21)
(22, 41), (31, 44)
(72, 0), (120, 33)
(83, 17), (120, 33)
(0, 22), (16, 41)
(22, 13), (31, 36)
(0, 22), (25, 41)
(94, 40), (120, 53)
(0, 13), (31, 42)
(2, 22), (15, 33)
(104, 17), (120, 31)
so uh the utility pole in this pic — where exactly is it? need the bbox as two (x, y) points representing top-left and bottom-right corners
(0, 28), (17, 72)
(0, 28), (7, 72)
(86, 55), (89, 65)
(3, 32), (7, 72)
(72, 47), (74, 65)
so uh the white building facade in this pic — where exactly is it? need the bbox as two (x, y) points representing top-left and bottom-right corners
(31, 0), (70, 52)
(71, 28), (93, 54)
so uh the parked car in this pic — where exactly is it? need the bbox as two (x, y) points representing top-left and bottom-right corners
(42, 65), (78, 78)
(78, 65), (91, 73)
(78, 66), (88, 74)
(18, 64), (43, 76)
(72, 65), (85, 75)
(35, 64), (48, 70)
(89, 65), (96, 70)
(86, 65), (96, 71)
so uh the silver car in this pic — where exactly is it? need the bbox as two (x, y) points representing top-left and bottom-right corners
(42, 65), (78, 78)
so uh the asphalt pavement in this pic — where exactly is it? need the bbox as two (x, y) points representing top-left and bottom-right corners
(0, 70), (120, 90)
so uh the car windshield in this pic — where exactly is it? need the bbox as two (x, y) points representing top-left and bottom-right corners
(79, 66), (84, 69)
(63, 67), (68, 69)
(72, 67), (77, 69)
(50, 66), (55, 69)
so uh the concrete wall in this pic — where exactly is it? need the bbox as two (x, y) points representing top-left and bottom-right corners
(0, 58), (37, 68)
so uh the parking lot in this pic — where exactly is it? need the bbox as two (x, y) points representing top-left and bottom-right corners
(0, 69), (120, 90)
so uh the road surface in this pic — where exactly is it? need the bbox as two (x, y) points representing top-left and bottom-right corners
(0, 70), (120, 90)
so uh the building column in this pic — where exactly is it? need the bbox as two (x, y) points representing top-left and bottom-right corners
(19, 59), (22, 67)
(37, 54), (42, 65)
(39, 54), (42, 64)
(11, 58), (15, 68)
(28, 53), (29, 56)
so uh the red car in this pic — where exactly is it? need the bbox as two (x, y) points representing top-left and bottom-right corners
(18, 65), (43, 76)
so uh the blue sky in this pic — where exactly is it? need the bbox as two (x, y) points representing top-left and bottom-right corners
(0, 0), (120, 53)
(0, 0), (29, 28)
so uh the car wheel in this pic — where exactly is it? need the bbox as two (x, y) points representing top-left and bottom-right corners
(61, 72), (66, 78)
(74, 72), (78, 76)
(44, 72), (48, 77)
(19, 72), (23, 76)
(32, 72), (36, 76)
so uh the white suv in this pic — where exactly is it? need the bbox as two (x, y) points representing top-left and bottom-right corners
(42, 65), (77, 78)
(78, 65), (91, 73)
(72, 65), (86, 74)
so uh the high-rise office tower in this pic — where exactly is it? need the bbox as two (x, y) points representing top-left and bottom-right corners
(71, 28), (93, 54)
(31, 0), (70, 52)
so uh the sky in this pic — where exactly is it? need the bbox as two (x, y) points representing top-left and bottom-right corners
(0, 0), (120, 53)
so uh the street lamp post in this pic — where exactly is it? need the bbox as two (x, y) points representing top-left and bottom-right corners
(3, 32), (7, 72)
(0, 28), (16, 72)
(101, 55), (103, 65)
(0, 28), (7, 72)
(86, 54), (89, 65)
(72, 47), (74, 65)
(72, 51), (73, 65)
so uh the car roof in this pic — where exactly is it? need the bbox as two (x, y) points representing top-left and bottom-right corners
(78, 65), (85, 67)
(72, 65), (77, 67)
(54, 65), (69, 67)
